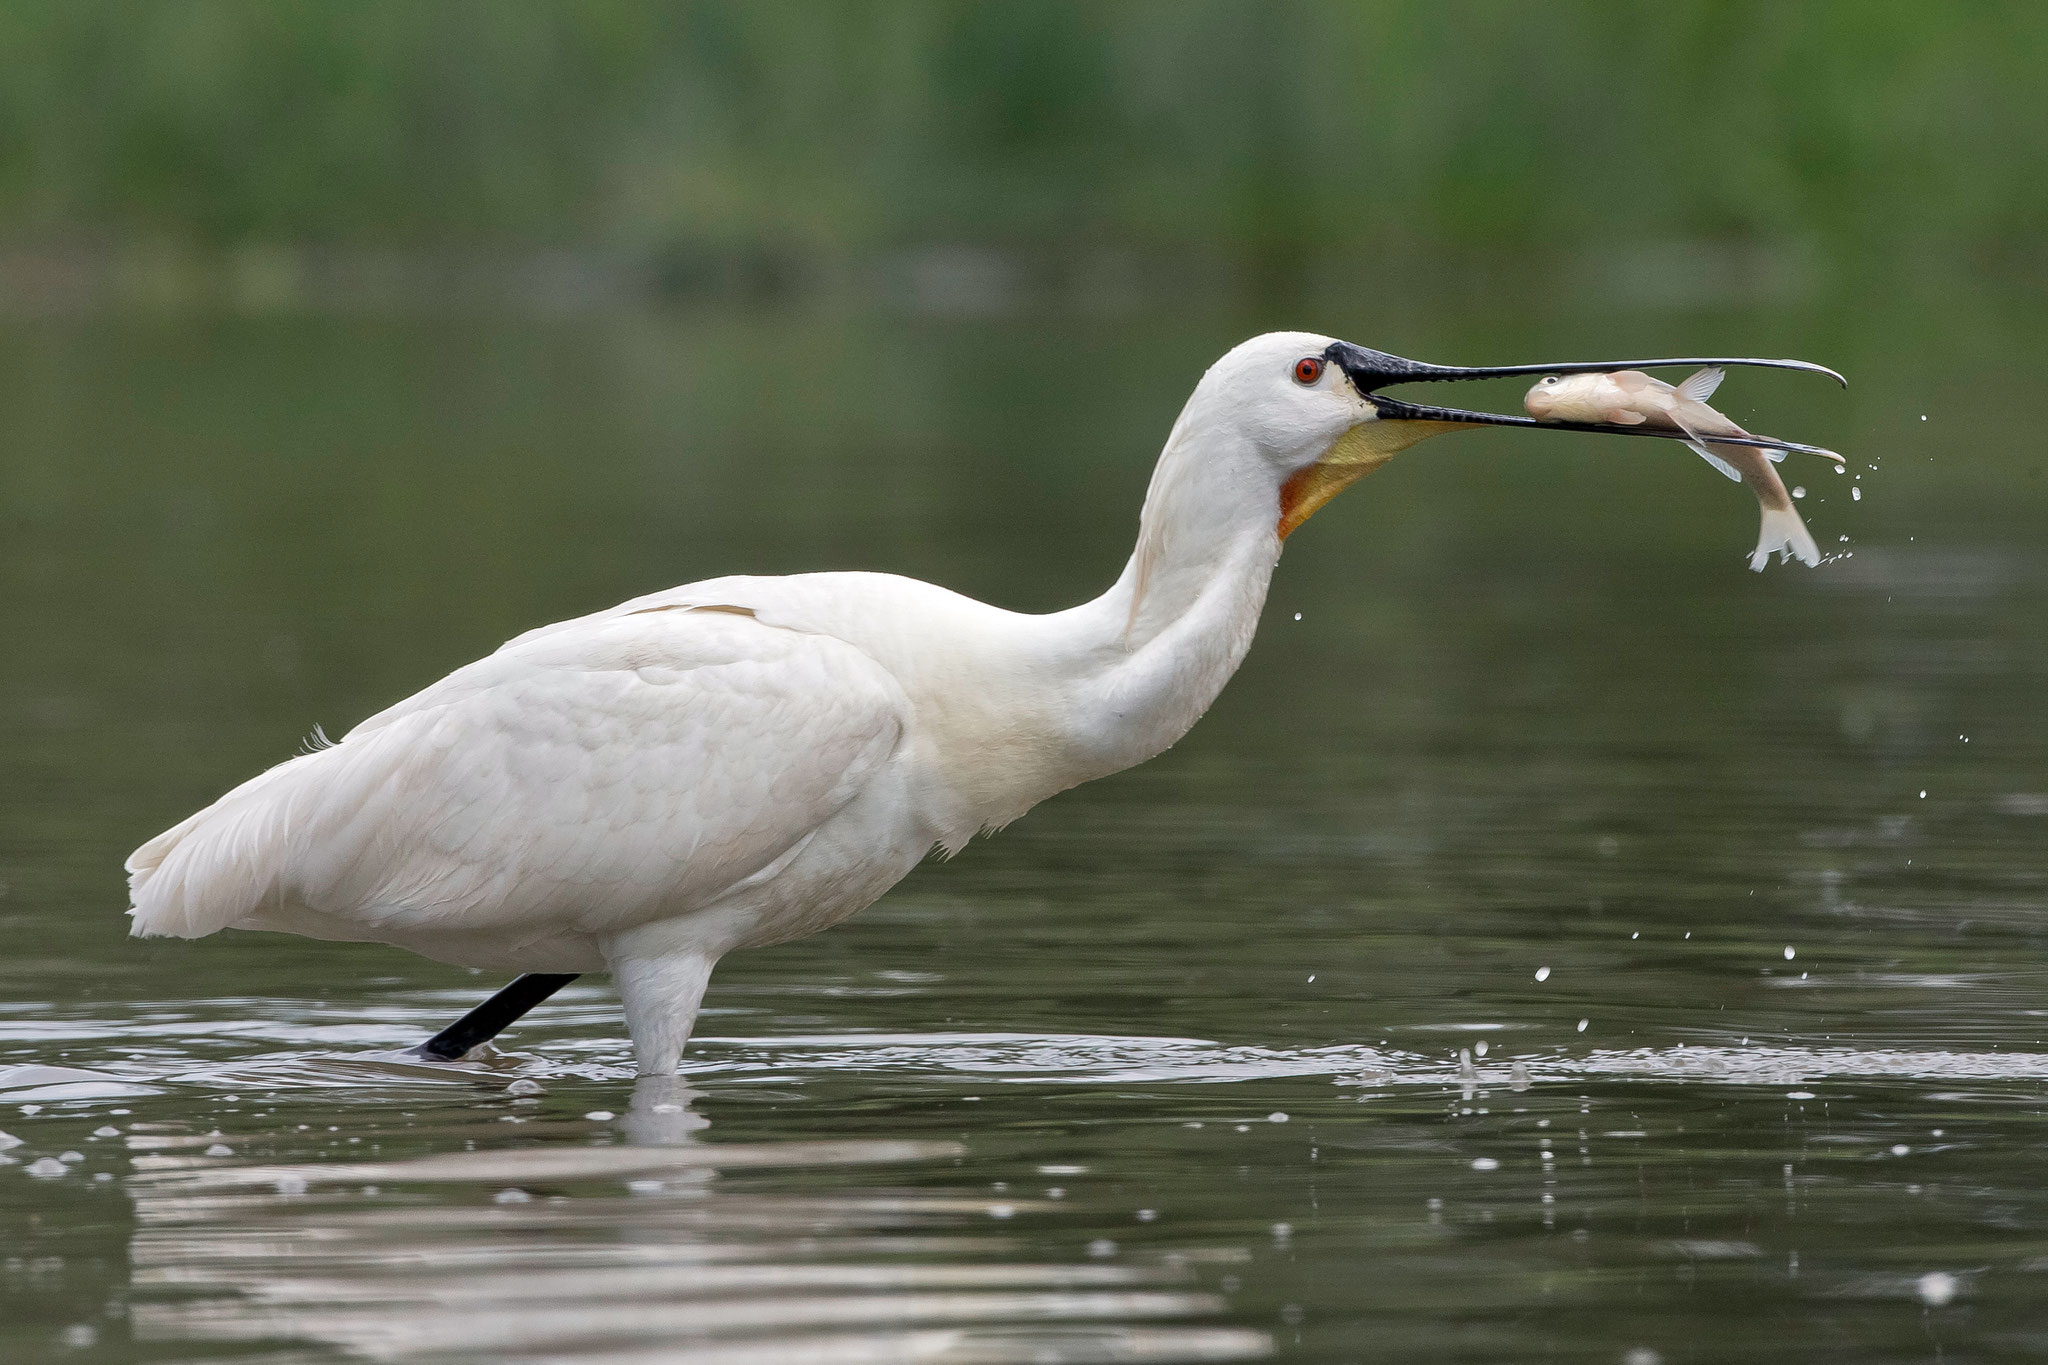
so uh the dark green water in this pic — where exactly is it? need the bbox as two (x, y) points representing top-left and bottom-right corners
(3, 288), (2046, 1362)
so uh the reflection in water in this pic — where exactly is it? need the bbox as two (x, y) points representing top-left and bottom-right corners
(623, 1074), (712, 1145)
(6, 1024), (2041, 1361)
(0, 1064), (160, 1103)
(120, 1074), (1267, 1362)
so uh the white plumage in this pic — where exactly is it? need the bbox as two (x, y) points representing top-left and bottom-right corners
(123, 331), (1511, 1072)
(131, 605), (905, 957)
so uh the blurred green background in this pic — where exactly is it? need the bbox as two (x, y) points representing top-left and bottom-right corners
(1, 1), (2041, 311)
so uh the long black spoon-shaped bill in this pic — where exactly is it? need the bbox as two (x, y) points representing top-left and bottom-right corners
(1323, 342), (1847, 460)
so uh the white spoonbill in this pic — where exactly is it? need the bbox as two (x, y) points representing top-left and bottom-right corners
(126, 333), (1841, 1074)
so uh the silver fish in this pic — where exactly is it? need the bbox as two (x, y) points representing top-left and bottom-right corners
(1525, 367), (1844, 571)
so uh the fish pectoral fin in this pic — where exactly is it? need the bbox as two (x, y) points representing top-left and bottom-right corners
(1602, 408), (1649, 425)
(1765, 448), (1787, 463)
(1684, 440), (1745, 481)
(1670, 411), (1744, 482)
(1678, 366), (1726, 402)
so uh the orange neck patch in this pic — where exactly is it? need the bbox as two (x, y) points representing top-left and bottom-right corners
(1276, 418), (1475, 538)
(1278, 460), (1371, 539)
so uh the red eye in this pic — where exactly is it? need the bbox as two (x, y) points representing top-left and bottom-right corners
(1293, 357), (1324, 385)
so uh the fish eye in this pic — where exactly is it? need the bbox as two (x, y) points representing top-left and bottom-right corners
(1542, 375), (1561, 386)
(1292, 357), (1324, 386)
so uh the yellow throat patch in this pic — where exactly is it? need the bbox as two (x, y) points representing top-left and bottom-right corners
(1277, 418), (1469, 539)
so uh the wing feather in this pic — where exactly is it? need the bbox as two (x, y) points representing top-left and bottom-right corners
(128, 608), (906, 944)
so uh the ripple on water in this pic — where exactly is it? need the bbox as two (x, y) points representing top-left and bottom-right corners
(17, 1029), (2048, 1098)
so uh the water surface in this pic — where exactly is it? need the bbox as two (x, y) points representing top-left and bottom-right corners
(3, 291), (2046, 1361)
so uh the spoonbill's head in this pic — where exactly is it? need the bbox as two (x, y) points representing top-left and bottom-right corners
(1187, 331), (1845, 539)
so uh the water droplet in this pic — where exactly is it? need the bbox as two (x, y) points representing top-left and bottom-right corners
(1917, 1271), (1957, 1305)
(1851, 486), (1862, 501)
(988, 1203), (1016, 1219)
(1268, 1112), (1289, 1123)
(506, 1079), (542, 1097)
(1787, 1091), (1815, 1101)
(582, 1111), (615, 1122)
(1471, 1157), (1500, 1171)
(1783, 946), (1796, 960)
(1293, 612), (1302, 621)
(1576, 1019), (1589, 1033)
(1087, 1238), (1118, 1257)
(203, 1144), (232, 1158)
(1792, 486), (1806, 499)
(493, 1188), (532, 1204)
(1534, 966), (1551, 982)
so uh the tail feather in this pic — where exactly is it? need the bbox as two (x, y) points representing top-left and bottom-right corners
(127, 755), (312, 939)
(1749, 505), (1821, 572)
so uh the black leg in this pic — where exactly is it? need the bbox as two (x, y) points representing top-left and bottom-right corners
(409, 973), (582, 1061)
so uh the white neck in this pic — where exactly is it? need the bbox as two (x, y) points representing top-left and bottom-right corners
(1039, 423), (1282, 783)
(889, 415), (1296, 849)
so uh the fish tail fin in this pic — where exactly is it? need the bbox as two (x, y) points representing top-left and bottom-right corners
(1749, 504), (1822, 572)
